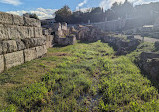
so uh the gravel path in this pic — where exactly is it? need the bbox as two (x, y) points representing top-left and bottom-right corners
(134, 35), (159, 43)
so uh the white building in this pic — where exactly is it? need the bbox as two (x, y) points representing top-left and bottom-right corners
(41, 18), (56, 28)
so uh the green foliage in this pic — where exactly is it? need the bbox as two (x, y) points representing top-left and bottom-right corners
(55, 5), (72, 23)
(1, 104), (17, 112)
(8, 83), (48, 110)
(98, 57), (159, 111)
(55, 6), (105, 24)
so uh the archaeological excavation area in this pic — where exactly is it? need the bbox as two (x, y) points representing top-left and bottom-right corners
(0, 12), (159, 111)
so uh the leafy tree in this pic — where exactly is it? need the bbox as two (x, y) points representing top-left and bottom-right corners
(55, 5), (72, 23)
(110, 0), (134, 19)
(89, 7), (105, 22)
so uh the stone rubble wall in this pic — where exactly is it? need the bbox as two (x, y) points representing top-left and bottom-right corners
(70, 25), (141, 55)
(73, 24), (159, 79)
(101, 35), (141, 55)
(139, 41), (159, 79)
(43, 22), (76, 46)
(0, 12), (52, 73)
(139, 51), (159, 79)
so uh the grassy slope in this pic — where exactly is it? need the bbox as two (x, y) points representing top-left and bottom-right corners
(0, 41), (159, 111)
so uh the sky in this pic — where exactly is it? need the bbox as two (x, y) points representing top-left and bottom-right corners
(0, 0), (159, 19)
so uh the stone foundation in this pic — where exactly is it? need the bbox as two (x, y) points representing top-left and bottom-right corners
(139, 52), (159, 79)
(0, 11), (50, 73)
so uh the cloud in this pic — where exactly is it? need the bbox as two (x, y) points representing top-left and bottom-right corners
(7, 8), (58, 20)
(76, 0), (88, 10)
(0, 0), (22, 5)
(80, 7), (92, 12)
(99, 0), (159, 10)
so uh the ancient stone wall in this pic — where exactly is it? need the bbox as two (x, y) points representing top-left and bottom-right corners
(0, 12), (51, 73)
(91, 18), (146, 32)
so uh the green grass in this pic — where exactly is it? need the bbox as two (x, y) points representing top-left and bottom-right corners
(0, 40), (159, 111)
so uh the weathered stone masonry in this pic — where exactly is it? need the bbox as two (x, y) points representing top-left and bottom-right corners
(0, 12), (53, 73)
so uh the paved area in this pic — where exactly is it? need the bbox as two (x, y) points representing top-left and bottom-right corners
(134, 35), (159, 43)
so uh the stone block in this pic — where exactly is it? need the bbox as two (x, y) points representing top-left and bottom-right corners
(53, 23), (61, 31)
(61, 22), (67, 31)
(0, 43), (3, 55)
(67, 35), (76, 45)
(23, 17), (41, 27)
(0, 55), (4, 73)
(9, 25), (23, 39)
(24, 47), (37, 62)
(0, 25), (35, 40)
(58, 35), (76, 46)
(36, 45), (47, 58)
(2, 40), (17, 54)
(12, 14), (24, 26)
(140, 52), (159, 60)
(9, 25), (34, 39)
(42, 29), (49, 35)
(16, 39), (26, 51)
(0, 24), (10, 40)
(21, 38), (32, 48)
(45, 35), (54, 48)
(37, 37), (46, 46)
(22, 26), (34, 38)
(22, 37), (46, 48)
(4, 51), (24, 69)
(34, 27), (43, 37)
(0, 12), (13, 25)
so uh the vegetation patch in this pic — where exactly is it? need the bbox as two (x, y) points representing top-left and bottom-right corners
(1, 41), (159, 111)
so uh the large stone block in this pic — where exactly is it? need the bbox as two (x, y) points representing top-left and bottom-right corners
(57, 35), (76, 46)
(45, 35), (54, 48)
(36, 45), (47, 58)
(12, 14), (24, 26)
(22, 26), (34, 38)
(4, 51), (24, 69)
(23, 17), (41, 27)
(0, 12), (13, 25)
(2, 40), (17, 54)
(0, 55), (4, 73)
(9, 25), (24, 39)
(22, 37), (46, 48)
(16, 39), (26, 51)
(37, 37), (46, 46)
(34, 27), (43, 37)
(0, 24), (10, 40)
(7, 25), (34, 39)
(24, 47), (37, 62)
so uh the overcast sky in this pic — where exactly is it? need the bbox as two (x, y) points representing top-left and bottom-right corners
(0, 0), (159, 19)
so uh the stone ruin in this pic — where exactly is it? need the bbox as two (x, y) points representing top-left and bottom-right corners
(53, 23), (76, 46)
(69, 25), (141, 55)
(0, 12), (53, 73)
(42, 22), (77, 46)
(0, 11), (158, 79)
(139, 41), (159, 80)
(69, 24), (159, 79)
